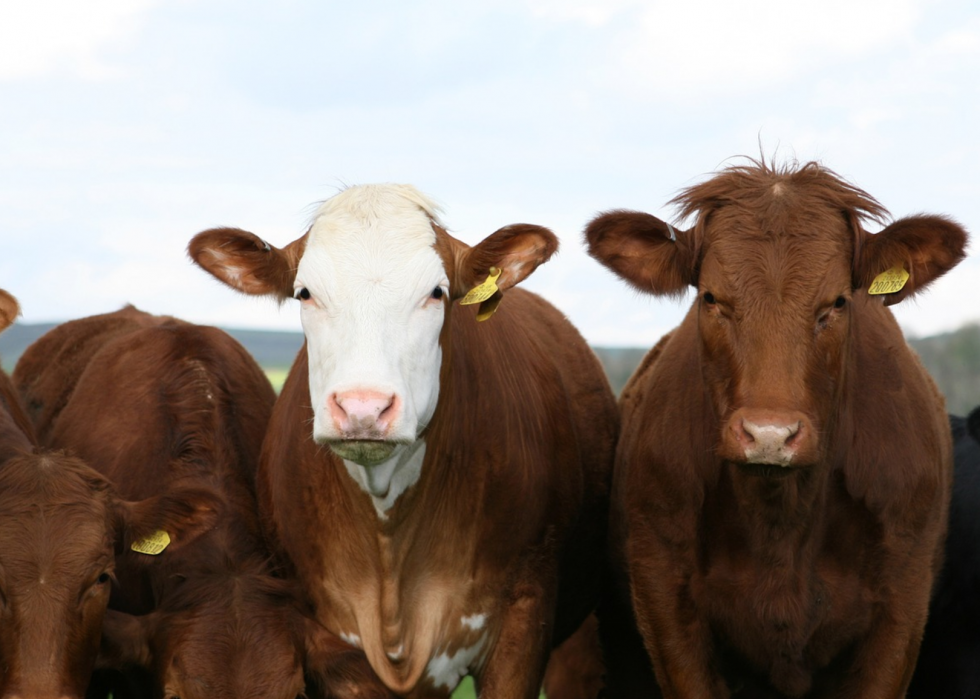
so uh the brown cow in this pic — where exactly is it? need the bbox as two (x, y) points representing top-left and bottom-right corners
(14, 307), (392, 699)
(585, 158), (967, 698)
(0, 295), (218, 699)
(188, 184), (618, 697)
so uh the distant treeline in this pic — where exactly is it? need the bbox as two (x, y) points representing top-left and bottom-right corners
(3, 322), (979, 415)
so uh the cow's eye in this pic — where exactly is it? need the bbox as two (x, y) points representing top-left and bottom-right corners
(295, 287), (311, 301)
(431, 287), (444, 300)
(703, 291), (716, 305)
(97, 572), (111, 585)
(834, 295), (846, 309)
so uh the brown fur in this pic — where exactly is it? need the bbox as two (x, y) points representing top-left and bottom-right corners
(542, 613), (606, 699)
(586, 158), (967, 698)
(13, 307), (392, 699)
(1, 302), (218, 698)
(189, 214), (618, 698)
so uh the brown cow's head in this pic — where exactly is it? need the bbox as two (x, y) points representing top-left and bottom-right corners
(0, 452), (218, 699)
(586, 159), (967, 469)
(188, 184), (555, 503)
(99, 581), (394, 699)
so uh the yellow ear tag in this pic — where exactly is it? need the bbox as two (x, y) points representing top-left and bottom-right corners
(476, 293), (502, 322)
(459, 267), (501, 306)
(868, 266), (910, 295)
(131, 530), (171, 556)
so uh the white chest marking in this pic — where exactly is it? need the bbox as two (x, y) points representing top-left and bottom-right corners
(425, 634), (488, 692)
(340, 632), (362, 648)
(461, 613), (486, 631)
(343, 440), (426, 518)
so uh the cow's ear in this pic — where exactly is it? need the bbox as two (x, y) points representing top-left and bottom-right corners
(452, 224), (558, 300)
(188, 228), (308, 302)
(303, 617), (396, 699)
(116, 487), (221, 554)
(0, 289), (20, 333)
(96, 609), (156, 669)
(584, 210), (696, 297)
(856, 215), (967, 306)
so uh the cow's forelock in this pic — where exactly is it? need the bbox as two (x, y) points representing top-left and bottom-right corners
(296, 186), (449, 464)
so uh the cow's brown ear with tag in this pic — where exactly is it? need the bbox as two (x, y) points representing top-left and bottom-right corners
(116, 486), (222, 555)
(453, 224), (558, 302)
(855, 215), (967, 306)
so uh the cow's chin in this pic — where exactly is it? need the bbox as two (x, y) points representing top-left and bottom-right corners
(734, 461), (802, 478)
(328, 440), (398, 467)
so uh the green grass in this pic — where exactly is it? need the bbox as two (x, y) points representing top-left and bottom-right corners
(451, 677), (546, 698)
(451, 677), (478, 699)
(264, 367), (290, 393)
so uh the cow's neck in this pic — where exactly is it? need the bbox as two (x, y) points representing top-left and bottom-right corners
(727, 462), (833, 542)
(342, 440), (427, 520)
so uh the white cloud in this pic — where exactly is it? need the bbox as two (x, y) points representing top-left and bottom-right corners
(525, 0), (638, 26)
(0, 0), (161, 80)
(604, 0), (921, 97)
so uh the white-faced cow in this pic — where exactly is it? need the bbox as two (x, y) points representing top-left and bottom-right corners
(585, 159), (967, 698)
(188, 184), (618, 697)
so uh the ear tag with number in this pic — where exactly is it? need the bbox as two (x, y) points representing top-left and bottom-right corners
(460, 267), (501, 306)
(131, 530), (171, 556)
(868, 266), (910, 295)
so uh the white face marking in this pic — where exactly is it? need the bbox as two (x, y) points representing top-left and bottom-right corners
(340, 632), (362, 649)
(460, 613), (486, 631)
(295, 185), (448, 458)
(343, 440), (426, 518)
(425, 635), (488, 692)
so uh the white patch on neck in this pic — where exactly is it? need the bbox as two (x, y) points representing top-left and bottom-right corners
(343, 439), (426, 518)
(461, 614), (486, 631)
(425, 635), (488, 692)
(340, 632), (362, 648)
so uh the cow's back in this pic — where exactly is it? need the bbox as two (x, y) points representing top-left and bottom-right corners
(14, 307), (274, 500)
(14, 306), (158, 443)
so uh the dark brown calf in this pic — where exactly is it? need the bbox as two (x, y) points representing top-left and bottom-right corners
(586, 159), (967, 698)
(14, 307), (391, 699)
(0, 294), (217, 699)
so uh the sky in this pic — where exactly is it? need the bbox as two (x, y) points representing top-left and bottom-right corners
(1, 0), (978, 347)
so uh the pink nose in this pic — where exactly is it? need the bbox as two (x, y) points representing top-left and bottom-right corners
(328, 390), (399, 438)
(724, 409), (810, 466)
